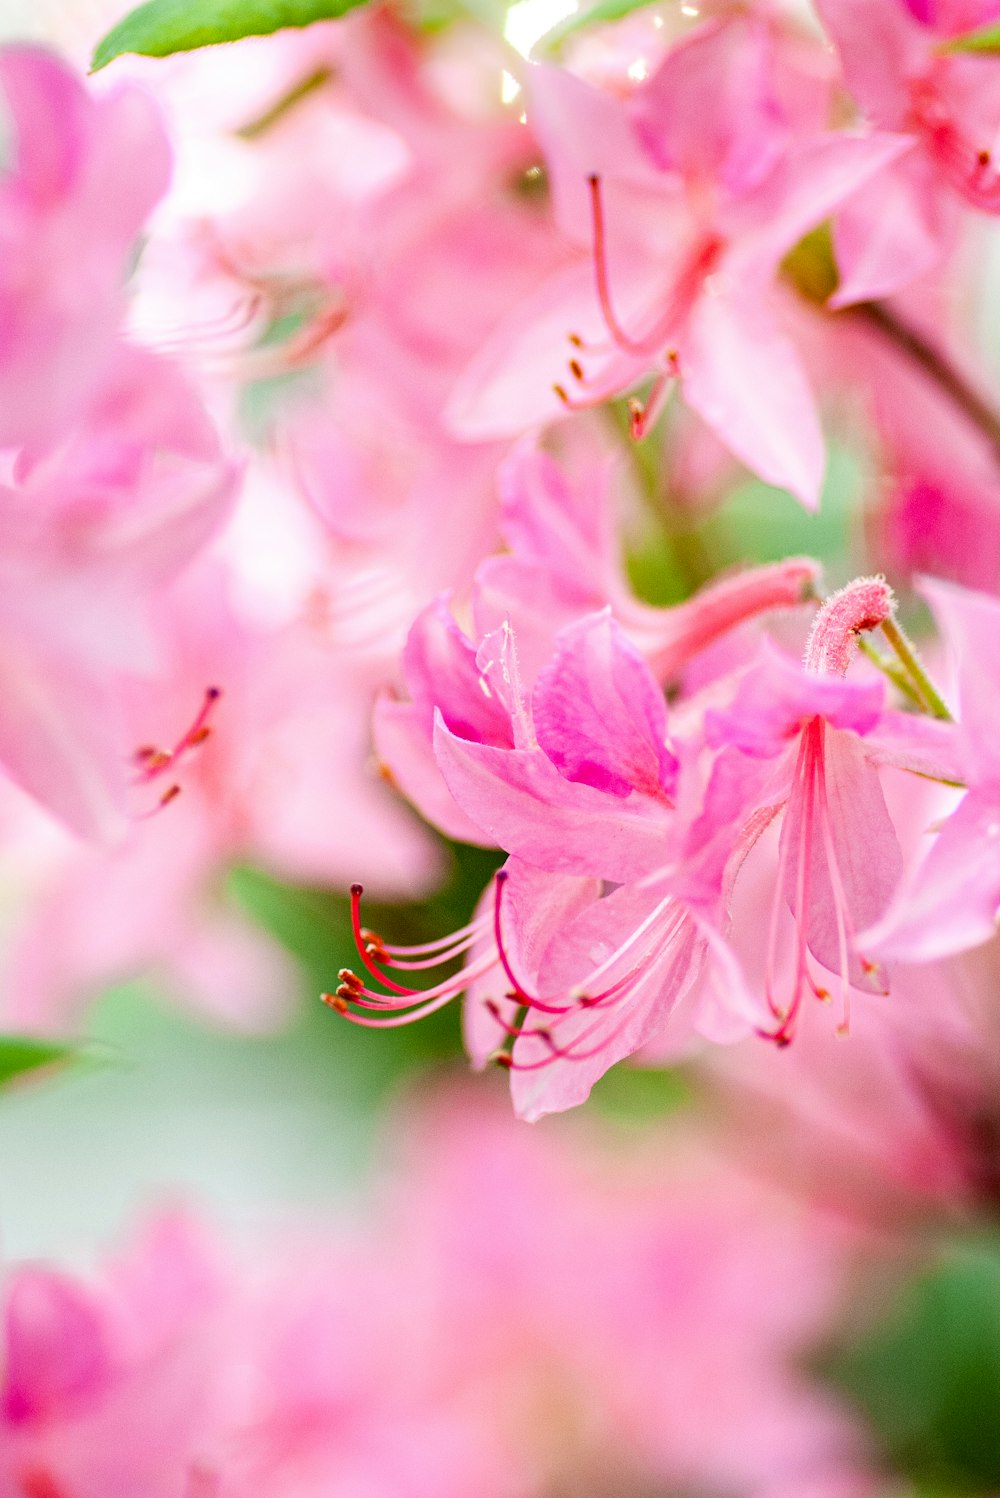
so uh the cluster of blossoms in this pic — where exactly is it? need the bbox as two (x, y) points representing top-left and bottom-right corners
(6, 0), (1000, 1488)
(0, 1091), (886, 1498)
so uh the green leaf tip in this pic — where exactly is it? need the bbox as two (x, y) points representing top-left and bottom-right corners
(91, 0), (371, 72)
(0, 1033), (80, 1090)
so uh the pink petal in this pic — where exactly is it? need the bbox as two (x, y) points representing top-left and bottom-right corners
(729, 132), (917, 272)
(433, 716), (670, 881)
(831, 158), (951, 307)
(527, 62), (660, 241)
(510, 882), (702, 1119)
(2, 1268), (113, 1424)
(782, 726), (903, 988)
(374, 695), (495, 846)
(681, 290), (825, 509)
(864, 790), (1000, 961)
(464, 858), (600, 1069)
(0, 643), (128, 841)
(445, 260), (648, 442)
(630, 15), (788, 193)
(918, 575), (1000, 786)
(705, 644), (884, 758)
(532, 611), (677, 800)
(813, 0), (924, 125)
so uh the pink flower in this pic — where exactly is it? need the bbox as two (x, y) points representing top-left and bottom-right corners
(0, 48), (170, 449)
(704, 578), (912, 1042)
(348, 570), (961, 1113)
(817, 0), (1000, 303)
(0, 1214), (230, 1498)
(0, 345), (237, 842)
(865, 576), (1000, 961)
(374, 457), (818, 846)
(474, 441), (820, 684)
(448, 12), (911, 506)
(344, 603), (784, 1116)
(0, 1095), (880, 1498)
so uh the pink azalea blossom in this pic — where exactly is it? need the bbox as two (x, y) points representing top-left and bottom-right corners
(448, 11), (911, 506)
(817, 0), (1000, 303)
(0, 345), (238, 842)
(0, 47), (171, 449)
(0, 1094), (880, 1498)
(374, 459), (818, 846)
(474, 440), (820, 683)
(864, 576), (1000, 962)
(350, 574), (959, 1114)
(702, 577), (920, 1043)
(345, 599), (794, 1115)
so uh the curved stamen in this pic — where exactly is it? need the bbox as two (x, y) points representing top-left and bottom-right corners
(324, 948), (501, 1027)
(492, 870), (573, 1015)
(763, 722), (820, 1045)
(629, 356), (679, 440)
(380, 915), (490, 957)
(487, 899), (691, 1070)
(133, 687), (222, 785)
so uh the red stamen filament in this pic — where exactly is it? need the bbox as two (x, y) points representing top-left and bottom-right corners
(133, 687), (221, 785)
(587, 174), (666, 358)
(763, 721), (819, 1045)
(329, 876), (691, 1068)
(761, 720), (881, 1048)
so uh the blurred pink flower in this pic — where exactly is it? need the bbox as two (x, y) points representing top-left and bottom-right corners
(0, 48), (170, 449)
(0, 1094), (881, 1498)
(449, 12), (910, 505)
(817, 0), (1000, 303)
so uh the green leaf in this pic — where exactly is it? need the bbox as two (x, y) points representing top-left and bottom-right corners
(588, 1063), (694, 1124)
(826, 1237), (1000, 1493)
(92, 0), (371, 71)
(941, 20), (1000, 53)
(0, 1034), (79, 1090)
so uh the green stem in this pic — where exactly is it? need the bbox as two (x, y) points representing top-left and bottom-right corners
(881, 616), (954, 721)
(852, 301), (1000, 467)
(857, 636), (925, 710)
(235, 67), (333, 140)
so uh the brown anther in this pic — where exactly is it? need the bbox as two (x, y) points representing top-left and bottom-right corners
(159, 784), (182, 808)
(979, 148), (992, 166)
(814, 987), (830, 1002)
(568, 357), (585, 382)
(337, 967), (364, 992)
(138, 749), (171, 770)
(187, 727), (212, 748)
(568, 332), (584, 348)
(628, 397), (644, 439)
(376, 760), (398, 788)
(553, 383), (571, 406)
(494, 1052), (513, 1069)
(364, 939), (390, 961)
(322, 990), (349, 1014)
